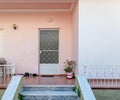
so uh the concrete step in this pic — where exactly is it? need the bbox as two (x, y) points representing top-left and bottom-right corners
(21, 91), (78, 100)
(20, 85), (79, 100)
(23, 85), (75, 91)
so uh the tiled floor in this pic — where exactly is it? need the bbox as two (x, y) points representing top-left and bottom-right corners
(0, 75), (75, 89)
(23, 75), (75, 85)
(1, 75), (120, 89)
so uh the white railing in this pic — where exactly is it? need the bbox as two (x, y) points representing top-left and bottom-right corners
(82, 64), (120, 88)
(77, 75), (96, 100)
(2, 75), (23, 100)
(0, 63), (15, 76)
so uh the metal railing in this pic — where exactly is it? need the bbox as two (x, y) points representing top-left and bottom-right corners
(82, 64), (120, 88)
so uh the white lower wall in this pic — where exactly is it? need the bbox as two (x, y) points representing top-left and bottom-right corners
(79, 0), (120, 73)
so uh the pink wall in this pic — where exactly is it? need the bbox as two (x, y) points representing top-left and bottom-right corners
(0, 12), (72, 74)
(72, 2), (79, 75)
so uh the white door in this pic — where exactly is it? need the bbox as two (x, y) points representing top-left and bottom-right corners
(39, 29), (59, 75)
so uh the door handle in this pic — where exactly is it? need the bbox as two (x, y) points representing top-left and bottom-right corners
(40, 50), (42, 54)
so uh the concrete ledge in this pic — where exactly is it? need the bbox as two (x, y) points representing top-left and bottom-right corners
(1, 75), (23, 100)
(77, 75), (96, 100)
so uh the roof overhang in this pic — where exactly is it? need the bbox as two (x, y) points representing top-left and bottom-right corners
(0, 0), (77, 12)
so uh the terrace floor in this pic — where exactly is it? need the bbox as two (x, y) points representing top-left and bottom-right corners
(0, 75), (75, 89)
(1, 75), (120, 89)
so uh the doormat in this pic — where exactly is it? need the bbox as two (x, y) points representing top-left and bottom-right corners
(41, 75), (54, 77)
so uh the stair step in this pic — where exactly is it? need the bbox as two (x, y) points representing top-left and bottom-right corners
(20, 85), (79, 100)
(21, 91), (77, 96)
(23, 96), (78, 100)
(21, 91), (78, 100)
(23, 85), (75, 91)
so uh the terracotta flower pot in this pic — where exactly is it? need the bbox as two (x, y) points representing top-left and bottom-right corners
(66, 72), (73, 79)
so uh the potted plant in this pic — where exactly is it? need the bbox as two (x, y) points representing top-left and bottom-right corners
(64, 60), (76, 79)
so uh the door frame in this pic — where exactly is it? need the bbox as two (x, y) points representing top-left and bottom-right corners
(38, 28), (60, 75)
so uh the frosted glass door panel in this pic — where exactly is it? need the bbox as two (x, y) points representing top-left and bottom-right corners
(40, 30), (59, 64)
(39, 29), (59, 75)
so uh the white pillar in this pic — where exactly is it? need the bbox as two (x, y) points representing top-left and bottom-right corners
(78, 0), (81, 75)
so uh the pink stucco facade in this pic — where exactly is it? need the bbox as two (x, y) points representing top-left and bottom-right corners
(0, 12), (76, 74)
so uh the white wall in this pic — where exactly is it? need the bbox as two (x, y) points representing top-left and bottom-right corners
(79, 0), (120, 73)
(0, 29), (4, 57)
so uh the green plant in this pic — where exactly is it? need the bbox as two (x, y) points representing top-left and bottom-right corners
(18, 93), (24, 100)
(64, 60), (76, 73)
(73, 86), (77, 92)
(64, 66), (72, 73)
(73, 86), (81, 97)
(77, 87), (81, 97)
